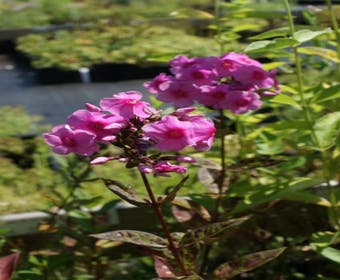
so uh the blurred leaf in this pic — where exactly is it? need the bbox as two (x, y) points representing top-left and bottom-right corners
(299, 47), (340, 63)
(198, 167), (219, 194)
(104, 179), (148, 206)
(245, 38), (299, 53)
(312, 84), (340, 103)
(91, 230), (168, 249)
(212, 247), (286, 279)
(293, 28), (332, 43)
(228, 156), (283, 172)
(192, 158), (220, 170)
(270, 94), (302, 108)
(313, 112), (340, 149)
(0, 253), (20, 280)
(249, 27), (290, 40)
(172, 198), (211, 224)
(180, 217), (249, 246)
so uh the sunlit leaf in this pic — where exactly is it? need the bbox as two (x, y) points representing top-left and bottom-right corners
(270, 94), (301, 108)
(319, 247), (340, 264)
(293, 28), (332, 43)
(312, 84), (340, 103)
(212, 247), (286, 279)
(91, 230), (168, 249)
(313, 112), (340, 149)
(249, 27), (290, 40)
(104, 179), (147, 206)
(299, 47), (340, 63)
(245, 38), (299, 53)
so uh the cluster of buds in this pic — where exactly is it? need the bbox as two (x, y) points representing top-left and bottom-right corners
(44, 92), (215, 176)
(144, 52), (280, 114)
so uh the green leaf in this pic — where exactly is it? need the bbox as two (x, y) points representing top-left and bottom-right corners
(91, 230), (168, 249)
(249, 27), (290, 40)
(299, 47), (340, 63)
(180, 217), (249, 246)
(293, 28), (332, 43)
(270, 94), (302, 108)
(313, 112), (340, 149)
(245, 38), (299, 53)
(313, 84), (340, 103)
(319, 247), (340, 264)
(104, 179), (147, 207)
(161, 175), (189, 204)
(212, 248), (286, 279)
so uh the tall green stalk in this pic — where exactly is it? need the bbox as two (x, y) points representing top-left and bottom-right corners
(283, 0), (339, 230)
(325, 0), (340, 76)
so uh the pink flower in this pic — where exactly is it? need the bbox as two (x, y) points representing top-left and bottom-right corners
(67, 110), (125, 142)
(169, 55), (197, 75)
(154, 161), (187, 174)
(224, 91), (262, 114)
(171, 108), (216, 151)
(142, 115), (194, 151)
(100, 91), (155, 120)
(221, 52), (262, 67)
(156, 80), (199, 107)
(196, 84), (231, 108)
(43, 125), (99, 156)
(144, 73), (172, 94)
(138, 163), (153, 174)
(90, 156), (115, 165)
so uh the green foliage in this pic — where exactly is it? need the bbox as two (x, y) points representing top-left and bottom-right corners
(16, 25), (220, 70)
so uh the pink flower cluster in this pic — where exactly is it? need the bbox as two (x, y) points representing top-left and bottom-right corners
(44, 92), (215, 175)
(144, 52), (280, 114)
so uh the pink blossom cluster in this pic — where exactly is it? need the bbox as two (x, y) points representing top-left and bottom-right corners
(44, 92), (215, 175)
(144, 52), (280, 114)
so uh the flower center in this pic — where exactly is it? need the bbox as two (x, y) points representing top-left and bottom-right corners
(90, 121), (105, 131)
(166, 128), (185, 138)
(252, 70), (264, 80)
(63, 136), (76, 147)
(235, 98), (250, 106)
(173, 89), (187, 98)
(192, 70), (205, 79)
(126, 99), (138, 105)
(222, 60), (235, 69)
(212, 91), (225, 99)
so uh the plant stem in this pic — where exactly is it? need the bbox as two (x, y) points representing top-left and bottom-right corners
(325, 0), (340, 76)
(139, 172), (188, 275)
(198, 110), (227, 275)
(283, 0), (339, 230)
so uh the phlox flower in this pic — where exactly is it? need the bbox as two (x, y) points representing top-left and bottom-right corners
(67, 110), (125, 142)
(143, 73), (172, 94)
(153, 161), (187, 174)
(224, 91), (262, 114)
(156, 80), (199, 107)
(100, 91), (155, 120)
(43, 125), (99, 156)
(142, 115), (194, 151)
